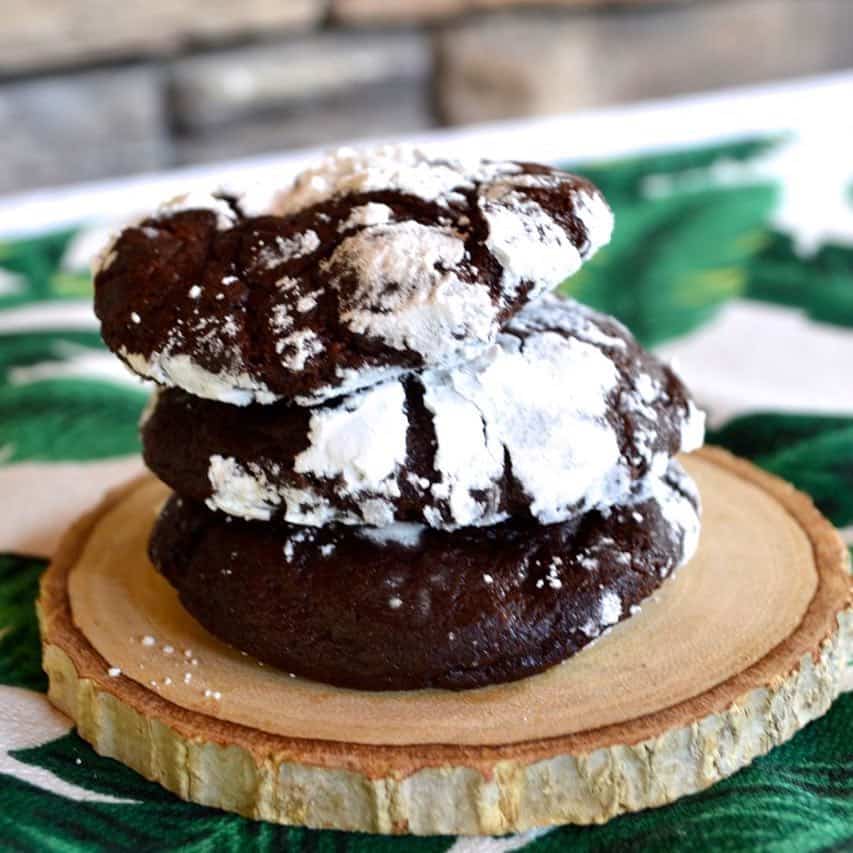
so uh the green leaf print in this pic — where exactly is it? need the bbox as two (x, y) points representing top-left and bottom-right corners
(561, 182), (777, 346)
(0, 331), (106, 383)
(0, 555), (46, 691)
(0, 228), (86, 310)
(745, 232), (853, 328)
(0, 331), (147, 463)
(708, 413), (853, 527)
(0, 379), (145, 463)
(555, 135), (783, 346)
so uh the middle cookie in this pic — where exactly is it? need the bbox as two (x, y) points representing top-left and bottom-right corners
(142, 295), (704, 529)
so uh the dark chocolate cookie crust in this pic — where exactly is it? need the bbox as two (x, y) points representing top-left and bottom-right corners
(149, 463), (699, 691)
(95, 157), (610, 406)
(142, 296), (702, 529)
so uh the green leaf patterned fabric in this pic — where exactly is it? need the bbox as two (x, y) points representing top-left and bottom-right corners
(745, 233), (853, 328)
(0, 555), (45, 691)
(708, 414), (853, 528)
(0, 129), (851, 852)
(0, 228), (86, 309)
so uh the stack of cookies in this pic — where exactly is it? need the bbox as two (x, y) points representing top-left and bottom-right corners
(95, 148), (704, 692)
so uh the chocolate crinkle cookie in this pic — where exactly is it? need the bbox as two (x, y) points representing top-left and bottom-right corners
(96, 146), (706, 691)
(95, 147), (613, 406)
(149, 461), (700, 691)
(142, 295), (704, 529)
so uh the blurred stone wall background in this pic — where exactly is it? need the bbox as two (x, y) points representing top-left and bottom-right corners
(1, 0), (851, 194)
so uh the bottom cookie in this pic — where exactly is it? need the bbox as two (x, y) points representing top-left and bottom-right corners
(149, 462), (700, 691)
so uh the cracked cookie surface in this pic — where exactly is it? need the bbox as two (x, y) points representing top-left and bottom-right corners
(142, 295), (704, 528)
(95, 148), (613, 406)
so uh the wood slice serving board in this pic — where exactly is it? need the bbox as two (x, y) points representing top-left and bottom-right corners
(38, 448), (852, 836)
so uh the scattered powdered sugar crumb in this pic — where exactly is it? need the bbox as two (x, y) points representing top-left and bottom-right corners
(296, 293), (319, 313)
(274, 327), (325, 371)
(130, 312), (141, 324)
(204, 689), (222, 700)
(188, 285), (202, 299)
(320, 543), (336, 557)
(545, 561), (563, 589)
(388, 595), (403, 609)
(599, 590), (622, 626)
(107, 667), (121, 678)
(406, 472), (431, 491)
(483, 573), (494, 584)
(359, 522), (425, 548)
(141, 635), (156, 647)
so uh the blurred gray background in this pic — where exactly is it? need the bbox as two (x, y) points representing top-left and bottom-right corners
(1, 0), (851, 195)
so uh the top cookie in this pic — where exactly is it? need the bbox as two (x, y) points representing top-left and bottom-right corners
(94, 147), (613, 405)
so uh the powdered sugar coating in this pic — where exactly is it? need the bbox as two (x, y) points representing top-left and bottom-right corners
(337, 202), (395, 232)
(480, 175), (614, 299)
(326, 221), (498, 365)
(422, 314), (625, 526)
(96, 148), (613, 405)
(274, 146), (518, 215)
(121, 350), (278, 407)
(293, 381), (408, 526)
(157, 191), (238, 230)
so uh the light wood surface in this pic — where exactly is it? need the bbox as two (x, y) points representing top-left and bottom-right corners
(39, 448), (853, 834)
